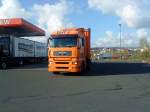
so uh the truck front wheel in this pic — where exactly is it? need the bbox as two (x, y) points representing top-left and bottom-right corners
(81, 63), (85, 72)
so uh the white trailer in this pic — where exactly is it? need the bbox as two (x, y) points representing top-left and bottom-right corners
(14, 37), (35, 57)
(0, 36), (47, 69)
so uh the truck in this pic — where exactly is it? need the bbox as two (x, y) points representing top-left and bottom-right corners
(48, 28), (91, 73)
(0, 36), (47, 69)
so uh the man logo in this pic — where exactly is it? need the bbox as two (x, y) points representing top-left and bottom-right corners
(0, 19), (10, 25)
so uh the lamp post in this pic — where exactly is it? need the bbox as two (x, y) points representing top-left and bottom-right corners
(119, 23), (122, 59)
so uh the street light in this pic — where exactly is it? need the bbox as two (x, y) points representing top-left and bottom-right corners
(119, 23), (122, 59)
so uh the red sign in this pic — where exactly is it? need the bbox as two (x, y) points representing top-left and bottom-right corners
(0, 19), (10, 25)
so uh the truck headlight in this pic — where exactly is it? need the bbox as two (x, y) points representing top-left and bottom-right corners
(49, 61), (53, 64)
(72, 61), (78, 65)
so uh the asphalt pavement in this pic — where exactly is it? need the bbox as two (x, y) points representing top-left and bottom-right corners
(0, 62), (150, 112)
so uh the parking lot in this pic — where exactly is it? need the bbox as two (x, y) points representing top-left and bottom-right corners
(1, 62), (150, 112)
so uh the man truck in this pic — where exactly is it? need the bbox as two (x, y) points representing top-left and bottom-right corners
(48, 28), (91, 73)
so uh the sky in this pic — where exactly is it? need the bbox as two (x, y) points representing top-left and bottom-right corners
(0, 0), (150, 47)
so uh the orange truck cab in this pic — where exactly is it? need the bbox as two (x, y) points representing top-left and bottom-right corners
(48, 28), (91, 73)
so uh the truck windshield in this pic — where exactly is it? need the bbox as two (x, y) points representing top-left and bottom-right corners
(49, 37), (77, 48)
(0, 37), (10, 57)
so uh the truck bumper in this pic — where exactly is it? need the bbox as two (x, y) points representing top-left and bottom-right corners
(48, 64), (81, 73)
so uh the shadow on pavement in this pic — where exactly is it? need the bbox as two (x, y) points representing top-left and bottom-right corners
(6, 62), (150, 76)
(82, 62), (150, 76)
(9, 63), (48, 69)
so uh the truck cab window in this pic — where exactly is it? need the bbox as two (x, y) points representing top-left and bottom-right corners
(49, 37), (77, 48)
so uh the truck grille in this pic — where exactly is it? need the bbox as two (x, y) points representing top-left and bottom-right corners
(54, 51), (72, 56)
(56, 67), (69, 69)
(55, 62), (69, 64)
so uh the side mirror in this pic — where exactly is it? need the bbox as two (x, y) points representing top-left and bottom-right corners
(47, 38), (52, 47)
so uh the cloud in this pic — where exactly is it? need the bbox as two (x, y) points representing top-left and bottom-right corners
(93, 31), (119, 47)
(136, 28), (148, 39)
(88, 0), (150, 47)
(136, 29), (150, 44)
(0, 0), (73, 33)
(93, 29), (150, 47)
(0, 0), (31, 19)
(32, 0), (73, 35)
(0, 0), (73, 42)
(88, 0), (150, 28)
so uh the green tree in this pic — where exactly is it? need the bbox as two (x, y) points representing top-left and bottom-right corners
(139, 37), (150, 60)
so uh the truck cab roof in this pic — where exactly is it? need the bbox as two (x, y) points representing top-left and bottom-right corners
(51, 28), (86, 38)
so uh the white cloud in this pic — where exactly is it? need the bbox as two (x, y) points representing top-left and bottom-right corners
(0, 0), (73, 42)
(136, 29), (150, 44)
(136, 29), (148, 39)
(93, 31), (119, 47)
(89, 0), (150, 47)
(93, 29), (150, 47)
(88, 0), (150, 28)
(120, 5), (139, 27)
(32, 0), (73, 35)
(0, 0), (31, 19)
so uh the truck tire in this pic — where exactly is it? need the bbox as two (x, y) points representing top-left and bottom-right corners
(86, 63), (91, 71)
(86, 59), (91, 71)
(81, 63), (85, 72)
(1, 62), (7, 69)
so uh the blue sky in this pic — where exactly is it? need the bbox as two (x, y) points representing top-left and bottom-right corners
(0, 0), (150, 47)
(20, 0), (128, 44)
